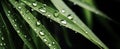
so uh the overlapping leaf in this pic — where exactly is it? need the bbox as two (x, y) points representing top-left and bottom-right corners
(9, 0), (61, 49)
(20, 0), (108, 48)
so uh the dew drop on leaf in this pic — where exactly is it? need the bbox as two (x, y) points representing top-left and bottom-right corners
(43, 38), (47, 42)
(0, 43), (3, 46)
(17, 30), (20, 33)
(31, 9), (34, 11)
(48, 43), (52, 46)
(1, 37), (4, 40)
(3, 43), (6, 46)
(14, 24), (17, 27)
(48, 14), (51, 17)
(54, 11), (59, 17)
(61, 20), (67, 25)
(8, 11), (11, 13)
(32, 2), (37, 7)
(61, 9), (65, 13)
(18, 6), (21, 10)
(36, 21), (41, 26)
(39, 7), (46, 14)
(39, 31), (45, 36)
(52, 42), (55, 45)
(67, 14), (73, 20)
(28, 17), (30, 20)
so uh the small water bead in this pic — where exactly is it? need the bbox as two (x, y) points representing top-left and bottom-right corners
(34, 29), (37, 31)
(61, 9), (65, 13)
(1, 37), (4, 40)
(26, 10), (29, 13)
(39, 7), (46, 14)
(48, 14), (51, 17)
(7, 14), (10, 16)
(85, 32), (88, 33)
(14, 19), (17, 21)
(24, 35), (27, 38)
(43, 38), (47, 42)
(28, 17), (31, 20)
(0, 43), (3, 46)
(8, 11), (11, 13)
(18, 6), (22, 10)
(48, 43), (52, 46)
(14, 24), (17, 27)
(15, 1), (17, 4)
(36, 21), (41, 26)
(17, 30), (20, 33)
(31, 9), (34, 11)
(39, 31), (45, 36)
(60, 20), (67, 25)
(67, 14), (73, 20)
(52, 42), (55, 45)
(3, 43), (6, 46)
(32, 2), (37, 7)
(54, 11), (59, 17)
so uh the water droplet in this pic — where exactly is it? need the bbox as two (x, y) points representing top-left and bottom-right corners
(3, 43), (6, 46)
(61, 9), (65, 13)
(17, 30), (20, 33)
(26, 10), (29, 13)
(85, 32), (88, 33)
(39, 31), (45, 36)
(36, 21), (41, 26)
(28, 17), (30, 20)
(43, 4), (47, 7)
(48, 14), (51, 17)
(0, 43), (3, 46)
(15, 1), (17, 4)
(1, 37), (4, 40)
(32, 2), (37, 7)
(18, 6), (21, 10)
(61, 20), (67, 25)
(39, 7), (46, 14)
(52, 42), (55, 45)
(43, 38), (47, 42)
(67, 14), (73, 20)
(8, 11), (11, 13)
(53, 48), (56, 49)
(31, 9), (34, 11)
(14, 19), (17, 21)
(7, 14), (10, 16)
(14, 24), (17, 27)
(48, 43), (52, 46)
(54, 11), (59, 18)
(24, 35), (27, 38)
(34, 29), (37, 31)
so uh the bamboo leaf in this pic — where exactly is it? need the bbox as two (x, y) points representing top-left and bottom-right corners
(21, 0), (108, 49)
(9, 0), (61, 49)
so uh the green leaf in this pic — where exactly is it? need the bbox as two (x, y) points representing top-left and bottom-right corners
(2, 2), (36, 49)
(9, 0), (61, 49)
(0, 13), (15, 49)
(21, 0), (108, 49)
(69, 0), (112, 21)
